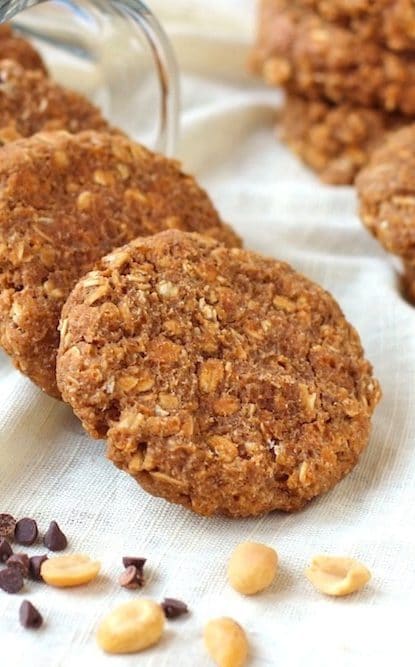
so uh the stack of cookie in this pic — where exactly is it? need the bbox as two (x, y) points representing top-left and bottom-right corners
(251, 0), (415, 184)
(0, 26), (381, 517)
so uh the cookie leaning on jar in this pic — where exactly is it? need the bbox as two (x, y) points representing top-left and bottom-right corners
(0, 24), (47, 74)
(0, 131), (241, 398)
(57, 230), (381, 518)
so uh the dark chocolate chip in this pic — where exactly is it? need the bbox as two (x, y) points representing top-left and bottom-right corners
(6, 553), (30, 577)
(19, 600), (43, 629)
(0, 539), (12, 563)
(14, 518), (38, 546)
(0, 513), (16, 539)
(161, 598), (189, 619)
(122, 557), (146, 571)
(0, 566), (24, 593)
(43, 521), (67, 551)
(119, 565), (143, 590)
(29, 555), (48, 581)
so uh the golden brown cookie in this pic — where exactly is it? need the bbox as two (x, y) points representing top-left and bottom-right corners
(0, 131), (240, 398)
(357, 124), (415, 301)
(0, 24), (46, 73)
(291, 0), (415, 52)
(0, 59), (111, 143)
(279, 94), (406, 184)
(252, 0), (415, 114)
(57, 231), (381, 517)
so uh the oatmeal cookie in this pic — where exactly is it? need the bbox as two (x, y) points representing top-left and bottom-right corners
(0, 131), (240, 397)
(279, 94), (406, 184)
(57, 231), (381, 517)
(293, 0), (415, 52)
(357, 124), (415, 300)
(252, 0), (415, 114)
(0, 24), (46, 73)
(0, 59), (111, 143)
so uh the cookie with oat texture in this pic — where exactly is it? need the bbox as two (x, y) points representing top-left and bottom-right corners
(57, 230), (381, 517)
(0, 131), (240, 398)
(0, 24), (47, 73)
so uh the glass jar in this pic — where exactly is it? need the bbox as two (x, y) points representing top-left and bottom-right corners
(0, 0), (180, 155)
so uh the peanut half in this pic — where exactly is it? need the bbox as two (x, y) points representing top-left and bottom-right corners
(40, 553), (100, 587)
(97, 599), (165, 654)
(228, 541), (278, 595)
(204, 617), (248, 667)
(305, 555), (371, 596)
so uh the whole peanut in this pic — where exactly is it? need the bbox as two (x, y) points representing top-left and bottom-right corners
(228, 541), (278, 595)
(97, 599), (165, 654)
(204, 617), (248, 667)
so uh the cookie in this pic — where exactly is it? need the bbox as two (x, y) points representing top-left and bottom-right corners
(252, 0), (415, 114)
(0, 59), (111, 143)
(0, 24), (46, 73)
(57, 231), (381, 517)
(292, 0), (415, 52)
(279, 94), (406, 184)
(0, 131), (240, 398)
(357, 124), (415, 299)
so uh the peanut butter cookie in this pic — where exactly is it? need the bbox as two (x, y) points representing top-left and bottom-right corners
(0, 59), (110, 143)
(0, 24), (46, 73)
(252, 0), (415, 114)
(0, 132), (240, 397)
(279, 94), (406, 184)
(57, 231), (381, 517)
(357, 124), (415, 302)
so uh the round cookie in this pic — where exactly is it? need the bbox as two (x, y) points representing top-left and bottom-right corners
(0, 131), (240, 398)
(357, 123), (415, 301)
(279, 94), (406, 184)
(57, 231), (381, 517)
(252, 0), (415, 114)
(0, 59), (111, 143)
(0, 24), (46, 73)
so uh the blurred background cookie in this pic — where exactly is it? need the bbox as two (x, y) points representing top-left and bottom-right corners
(0, 59), (111, 143)
(0, 24), (47, 73)
(357, 124), (415, 302)
(0, 131), (240, 398)
(57, 230), (381, 517)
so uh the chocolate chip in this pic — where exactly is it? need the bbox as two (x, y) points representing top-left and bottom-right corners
(6, 553), (30, 577)
(161, 598), (189, 619)
(14, 518), (38, 546)
(122, 557), (146, 571)
(19, 600), (43, 629)
(118, 565), (143, 590)
(43, 521), (67, 551)
(29, 555), (48, 581)
(0, 513), (16, 539)
(0, 566), (24, 593)
(0, 539), (12, 563)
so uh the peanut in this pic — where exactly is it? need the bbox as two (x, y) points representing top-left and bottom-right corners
(204, 617), (248, 667)
(40, 553), (100, 587)
(228, 541), (278, 595)
(97, 599), (165, 654)
(305, 555), (371, 596)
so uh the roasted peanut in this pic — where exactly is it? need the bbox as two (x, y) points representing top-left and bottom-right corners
(97, 599), (165, 654)
(228, 541), (278, 595)
(40, 553), (100, 587)
(204, 617), (248, 667)
(305, 555), (371, 596)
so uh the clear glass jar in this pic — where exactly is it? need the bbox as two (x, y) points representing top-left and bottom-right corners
(0, 0), (180, 155)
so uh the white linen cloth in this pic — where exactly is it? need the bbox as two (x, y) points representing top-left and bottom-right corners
(0, 1), (414, 664)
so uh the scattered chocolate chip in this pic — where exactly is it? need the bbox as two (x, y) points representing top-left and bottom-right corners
(14, 518), (38, 546)
(118, 565), (143, 590)
(0, 566), (24, 593)
(0, 539), (12, 563)
(0, 513), (16, 539)
(161, 598), (189, 619)
(19, 600), (43, 629)
(29, 555), (48, 581)
(43, 521), (67, 551)
(6, 553), (30, 577)
(122, 557), (146, 571)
